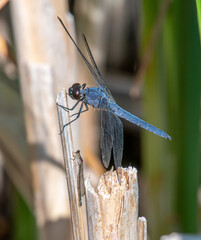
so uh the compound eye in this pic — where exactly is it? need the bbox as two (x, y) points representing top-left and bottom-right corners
(69, 87), (73, 96)
(68, 83), (81, 100)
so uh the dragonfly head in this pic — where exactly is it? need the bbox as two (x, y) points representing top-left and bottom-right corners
(68, 83), (82, 100)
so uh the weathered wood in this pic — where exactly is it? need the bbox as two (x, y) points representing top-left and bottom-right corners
(138, 217), (147, 240)
(22, 64), (72, 240)
(10, 1), (79, 238)
(85, 167), (139, 240)
(85, 177), (104, 240)
(57, 90), (86, 240)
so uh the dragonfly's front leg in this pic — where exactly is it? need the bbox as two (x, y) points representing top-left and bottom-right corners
(57, 99), (81, 112)
(60, 102), (88, 134)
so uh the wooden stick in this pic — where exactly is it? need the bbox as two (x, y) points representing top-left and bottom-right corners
(85, 167), (139, 240)
(138, 217), (147, 240)
(56, 90), (86, 240)
(10, 1), (77, 238)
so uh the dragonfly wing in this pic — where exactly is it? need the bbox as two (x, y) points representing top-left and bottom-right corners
(100, 111), (114, 168)
(100, 111), (124, 169)
(58, 18), (116, 101)
(112, 114), (124, 169)
(58, 17), (105, 90)
(82, 34), (116, 102)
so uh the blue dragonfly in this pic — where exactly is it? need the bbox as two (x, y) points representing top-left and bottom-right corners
(57, 17), (171, 170)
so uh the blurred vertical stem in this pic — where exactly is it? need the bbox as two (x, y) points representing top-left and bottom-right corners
(196, 0), (201, 41)
(141, 0), (173, 238)
(142, 0), (201, 238)
(164, 0), (201, 233)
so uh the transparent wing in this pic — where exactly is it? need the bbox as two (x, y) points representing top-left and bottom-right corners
(100, 111), (123, 169)
(112, 115), (123, 169)
(81, 34), (116, 102)
(58, 17), (105, 90)
(100, 111), (114, 168)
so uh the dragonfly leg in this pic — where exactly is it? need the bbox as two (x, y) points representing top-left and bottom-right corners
(60, 102), (87, 134)
(70, 103), (88, 118)
(81, 83), (86, 89)
(57, 99), (81, 111)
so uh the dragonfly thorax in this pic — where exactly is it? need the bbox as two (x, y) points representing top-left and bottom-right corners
(69, 83), (82, 100)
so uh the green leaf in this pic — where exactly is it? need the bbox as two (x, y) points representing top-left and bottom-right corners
(196, 0), (201, 41)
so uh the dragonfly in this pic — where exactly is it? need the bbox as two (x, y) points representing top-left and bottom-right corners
(57, 17), (171, 170)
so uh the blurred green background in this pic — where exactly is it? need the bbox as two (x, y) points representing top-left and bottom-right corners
(142, 0), (201, 238)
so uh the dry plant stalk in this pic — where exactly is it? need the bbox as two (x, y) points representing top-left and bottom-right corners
(57, 90), (86, 240)
(85, 167), (147, 240)
(10, 1), (77, 239)
(138, 217), (147, 240)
